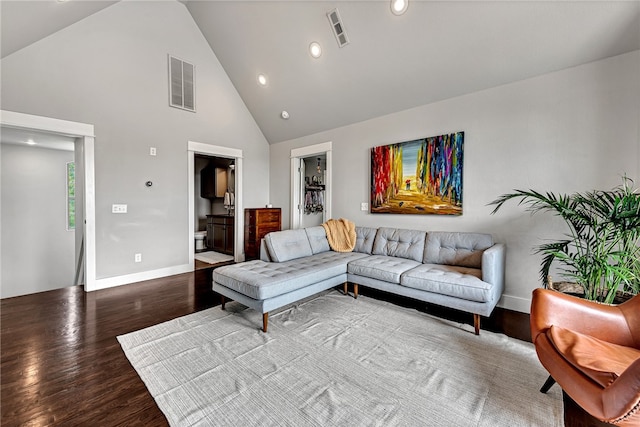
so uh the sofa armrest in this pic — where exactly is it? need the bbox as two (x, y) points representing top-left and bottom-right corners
(481, 243), (505, 298)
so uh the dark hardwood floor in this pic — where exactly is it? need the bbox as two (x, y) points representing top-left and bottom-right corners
(1, 267), (220, 427)
(2, 265), (595, 426)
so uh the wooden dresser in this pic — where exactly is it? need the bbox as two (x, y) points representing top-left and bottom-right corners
(244, 208), (281, 260)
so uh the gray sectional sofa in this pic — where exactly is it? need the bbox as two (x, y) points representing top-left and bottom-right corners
(212, 226), (505, 335)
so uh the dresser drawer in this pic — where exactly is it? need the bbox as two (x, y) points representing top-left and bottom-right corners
(244, 208), (281, 260)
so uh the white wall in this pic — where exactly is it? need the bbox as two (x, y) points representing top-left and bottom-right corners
(270, 51), (640, 313)
(1, 144), (75, 298)
(0, 2), (270, 282)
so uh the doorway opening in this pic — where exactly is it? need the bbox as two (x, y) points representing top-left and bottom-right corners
(193, 154), (236, 270)
(0, 110), (96, 296)
(290, 141), (332, 229)
(187, 141), (243, 270)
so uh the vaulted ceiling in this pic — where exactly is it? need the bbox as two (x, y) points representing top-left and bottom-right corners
(2, 1), (639, 144)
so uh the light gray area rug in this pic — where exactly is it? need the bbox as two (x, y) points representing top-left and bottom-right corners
(118, 291), (563, 426)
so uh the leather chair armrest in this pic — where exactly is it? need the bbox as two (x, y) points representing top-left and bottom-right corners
(602, 357), (640, 424)
(530, 288), (635, 347)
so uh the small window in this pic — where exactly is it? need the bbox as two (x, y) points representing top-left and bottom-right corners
(67, 162), (75, 230)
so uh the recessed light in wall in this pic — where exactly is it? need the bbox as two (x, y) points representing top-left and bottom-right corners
(391, 0), (408, 15)
(309, 42), (322, 59)
(257, 74), (267, 86)
(281, 110), (290, 120)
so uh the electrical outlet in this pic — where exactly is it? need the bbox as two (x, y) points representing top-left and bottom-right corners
(361, 202), (369, 211)
(134, 253), (142, 263)
(150, 147), (157, 156)
(112, 204), (127, 213)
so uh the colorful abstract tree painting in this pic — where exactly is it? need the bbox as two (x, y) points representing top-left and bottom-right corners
(371, 131), (464, 215)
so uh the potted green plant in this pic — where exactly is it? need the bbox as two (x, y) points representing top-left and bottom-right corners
(489, 177), (640, 304)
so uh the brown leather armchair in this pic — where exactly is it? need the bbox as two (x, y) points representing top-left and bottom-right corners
(530, 288), (640, 426)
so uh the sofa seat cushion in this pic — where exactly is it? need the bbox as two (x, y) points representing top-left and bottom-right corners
(400, 263), (490, 302)
(213, 252), (368, 300)
(547, 325), (640, 388)
(348, 255), (420, 284)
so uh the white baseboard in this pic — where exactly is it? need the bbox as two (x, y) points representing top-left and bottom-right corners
(497, 294), (532, 314)
(88, 264), (193, 292)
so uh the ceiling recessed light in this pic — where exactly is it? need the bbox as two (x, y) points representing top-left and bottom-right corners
(25, 139), (37, 145)
(281, 111), (290, 120)
(257, 74), (267, 86)
(309, 42), (322, 59)
(391, 0), (408, 15)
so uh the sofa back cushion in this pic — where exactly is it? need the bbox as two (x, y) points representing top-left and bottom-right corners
(305, 226), (331, 254)
(264, 229), (313, 262)
(354, 226), (377, 254)
(372, 227), (426, 262)
(423, 231), (493, 268)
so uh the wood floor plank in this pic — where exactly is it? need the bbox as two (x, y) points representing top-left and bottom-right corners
(1, 268), (219, 426)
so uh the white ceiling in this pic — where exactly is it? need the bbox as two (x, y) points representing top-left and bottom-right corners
(2, 1), (639, 144)
(0, 126), (76, 152)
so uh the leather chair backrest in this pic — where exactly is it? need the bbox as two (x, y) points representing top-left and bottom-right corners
(620, 295), (640, 349)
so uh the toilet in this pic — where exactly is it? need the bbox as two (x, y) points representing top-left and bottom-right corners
(194, 231), (207, 251)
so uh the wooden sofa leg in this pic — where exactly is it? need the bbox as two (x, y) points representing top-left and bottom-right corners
(220, 295), (226, 310)
(262, 312), (269, 333)
(473, 314), (480, 335)
(343, 282), (348, 295)
(354, 284), (359, 299)
(540, 375), (556, 393)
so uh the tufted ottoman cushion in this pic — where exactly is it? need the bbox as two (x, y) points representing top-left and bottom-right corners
(213, 251), (368, 300)
(401, 263), (491, 302)
(348, 255), (420, 284)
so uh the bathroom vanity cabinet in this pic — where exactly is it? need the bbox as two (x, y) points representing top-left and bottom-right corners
(207, 215), (234, 255)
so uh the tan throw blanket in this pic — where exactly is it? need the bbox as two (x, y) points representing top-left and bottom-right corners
(322, 218), (356, 252)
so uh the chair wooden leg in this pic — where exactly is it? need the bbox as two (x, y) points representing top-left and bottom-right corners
(220, 294), (226, 310)
(540, 375), (556, 393)
(354, 284), (359, 299)
(262, 312), (269, 333)
(473, 314), (480, 335)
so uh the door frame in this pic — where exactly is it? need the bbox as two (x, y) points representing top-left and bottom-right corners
(187, 141), (244, 265)
(0, 110), (97, 290)
(290, 141), (332, 229)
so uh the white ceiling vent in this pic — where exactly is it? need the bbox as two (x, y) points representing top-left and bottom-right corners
(327, 8), (349, 48)
(169, 55), (196, 112)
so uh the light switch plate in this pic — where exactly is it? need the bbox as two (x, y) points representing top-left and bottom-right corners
(150, 147), (157, 156)
(112, 204), (127, 213)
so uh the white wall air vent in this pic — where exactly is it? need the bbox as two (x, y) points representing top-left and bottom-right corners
(168, 55), (195, 112)
(327, 8), (349, 48)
